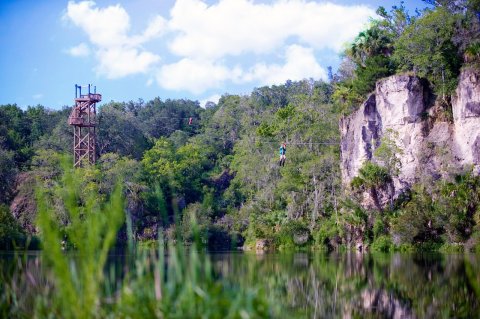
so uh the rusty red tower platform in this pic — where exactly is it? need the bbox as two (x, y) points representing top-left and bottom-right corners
(68, 84), (102, 167)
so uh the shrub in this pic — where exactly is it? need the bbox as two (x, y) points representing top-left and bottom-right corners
(243, 209), (285, 248)
(436, 172), (479, 243)
(371, 235), (393, 252)
(373, 217), (387, 239)
(391, 206), (431, 245)
(357, 161), (391, 189)
(464, 43), (480, 64)
(313, 216), (340, 250)
(466, 231), (480, 252)
(350, 176), (364, 190)
(180, 203), (211, 246)
(275, 219), (311, 249)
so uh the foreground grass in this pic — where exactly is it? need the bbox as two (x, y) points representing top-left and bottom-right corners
(2, 161), (273, 319)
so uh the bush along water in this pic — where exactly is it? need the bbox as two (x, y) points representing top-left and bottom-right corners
(344, 170), (480, 253)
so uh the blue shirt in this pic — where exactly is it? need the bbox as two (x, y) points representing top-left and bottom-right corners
(279, 146), (286, 155)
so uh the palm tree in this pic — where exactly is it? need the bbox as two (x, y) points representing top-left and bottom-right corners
(349, 24), (393, 67)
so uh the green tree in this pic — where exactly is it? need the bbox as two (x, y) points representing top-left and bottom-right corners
(142, 137), (215, 222)
(352, 55), (396, 96)
(393, 7), (462, 97)
(142, 138), (176, 185)
(0, 205), (26, 249)
(0, 147), (17, 204)
(97, 103), (151, 159)
(137, 98), (202, 139)
(374, 129), (403, 177)
(0, 104), (31, 167)
(33, 108), (71, 153)
(334, 6), (407, 114)
(349, 22), (394, 67)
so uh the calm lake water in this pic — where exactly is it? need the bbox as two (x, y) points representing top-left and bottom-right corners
(1, 251), (479, 318)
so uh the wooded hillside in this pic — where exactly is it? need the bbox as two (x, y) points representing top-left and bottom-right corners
(1, 0), (480, 251)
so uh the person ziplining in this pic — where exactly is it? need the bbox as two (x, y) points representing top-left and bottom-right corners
(279, 142), (287, 166)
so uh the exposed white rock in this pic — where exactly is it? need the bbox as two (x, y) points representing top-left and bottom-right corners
(452, 68), (480, 171)
(340, 68), (480, 208)
(340, 94), (379, 186)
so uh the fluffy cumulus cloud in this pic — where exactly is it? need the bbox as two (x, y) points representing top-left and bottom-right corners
(168, 0), (374, 59)
(64, 0), (375, 94)
(64, 1), (165, 78)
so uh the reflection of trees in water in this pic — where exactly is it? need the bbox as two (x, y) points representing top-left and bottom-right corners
(0, 253), (53, 317)
(383, 253), (480, 318)
(211, 252), (480, 318)
(1, 252), (479, 318)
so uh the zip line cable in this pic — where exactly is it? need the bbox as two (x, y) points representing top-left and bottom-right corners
(204, 135), (339, 146)
(146, 117), (340, 146)
(252, 139), (339, 146)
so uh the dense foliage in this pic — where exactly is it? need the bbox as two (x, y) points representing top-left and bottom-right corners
(333, 0), (480, 113)
(0, 1), (479, 253)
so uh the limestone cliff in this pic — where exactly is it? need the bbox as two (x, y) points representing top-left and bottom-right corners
(340, 68), (480, 208)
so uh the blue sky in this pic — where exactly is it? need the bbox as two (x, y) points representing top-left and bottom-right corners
(0, 0), (429, 109)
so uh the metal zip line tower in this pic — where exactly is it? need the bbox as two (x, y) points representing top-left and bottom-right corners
(68, 84), (102, 167)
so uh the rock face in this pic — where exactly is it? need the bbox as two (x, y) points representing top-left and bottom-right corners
(340, 68), (480, 208)
(453, 69), (480, 166)
(10, 172), (38, 234)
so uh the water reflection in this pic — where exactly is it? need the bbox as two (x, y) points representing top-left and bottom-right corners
(209, 252), (480, 318)
(1, 251), (479, 318)
(0, 252), (50, 315)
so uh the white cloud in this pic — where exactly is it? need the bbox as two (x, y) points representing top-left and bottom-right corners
(65, 1), (130, 47)
(156, 45), (326, 94)
(241, 45), (327, 85)
(167, 0), (375, 59)
(67, 42), (90, 57)
(160, 0), (372, 92)
(157, 58), (242, 94)
(64, 0), (375, 93)
(96, 48), (160, 79)
(33, 93), (43, 99)
(132, 16), (167, 45)
(64, 1), (165, 78)
(200, 94), (222, 107)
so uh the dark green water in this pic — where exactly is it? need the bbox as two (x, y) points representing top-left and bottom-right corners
(1, 251), (479, 318)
